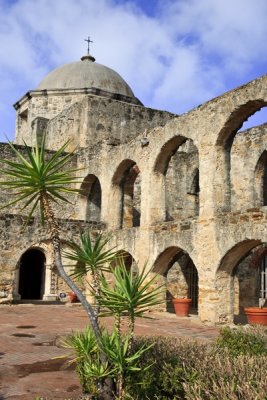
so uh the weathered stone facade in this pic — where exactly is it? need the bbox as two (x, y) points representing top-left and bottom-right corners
(0, 55), (267, 324)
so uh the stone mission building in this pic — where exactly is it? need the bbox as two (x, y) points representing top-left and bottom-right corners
(0, 51), (266, 325)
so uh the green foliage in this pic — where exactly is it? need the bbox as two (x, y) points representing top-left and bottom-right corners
(126, 336), (202, 400)
(61, 326), (112, 395)
(98, 260), (164, 318)
(216, 326), (267, 357)
(64, 232), (118, 278)
(100, 329), (153, 376)
(0, 134), (80, 224)
(62, 326), (153, 397)
(125, 335), (267, 400)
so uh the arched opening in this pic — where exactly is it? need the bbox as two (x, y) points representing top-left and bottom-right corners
(80, 174), (102, 222)
(254, 150), (267, 207)
(216, 239), (265, 324)
(111, 250), (138, 274)
(18, 249), (46, 300)
(153, 136), (199, 221)
(187, 168), (200, 217)
(153, 247), (198, 314)
(232, 245), (267, 323)
(112, 160), (141, 228)
(215, 101), (267, 212)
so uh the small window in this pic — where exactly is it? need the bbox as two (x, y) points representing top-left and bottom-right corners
(19, 109), (28, 121)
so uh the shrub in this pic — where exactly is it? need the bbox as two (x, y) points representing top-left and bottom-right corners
(125, 335), (267, 400)
(216, 326), (267, 357)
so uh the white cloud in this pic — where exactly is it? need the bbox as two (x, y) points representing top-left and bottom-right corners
(0, 0), (267, 140)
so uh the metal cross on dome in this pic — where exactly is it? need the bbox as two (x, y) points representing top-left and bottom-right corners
(84, 36), (93, 55)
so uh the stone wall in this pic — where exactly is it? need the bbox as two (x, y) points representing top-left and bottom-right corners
(0, 213), (105, 301)
(14, 91), (87, 145)
(2, 69), (267, 324)
(44, 95), (174, 151)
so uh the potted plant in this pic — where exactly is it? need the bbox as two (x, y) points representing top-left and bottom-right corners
(244, 247), (267, 325)
(172, 297), (192, 317)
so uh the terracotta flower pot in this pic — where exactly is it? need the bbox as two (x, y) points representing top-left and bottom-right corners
(172, 298), (192, 317)
(69, 291), (78, 303)
(244, 307), (267, 325)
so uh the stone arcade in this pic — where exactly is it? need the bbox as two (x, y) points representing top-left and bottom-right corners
(0, 52), (266, 324)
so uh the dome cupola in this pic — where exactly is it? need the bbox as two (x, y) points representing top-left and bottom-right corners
(36, 54), (138, 102)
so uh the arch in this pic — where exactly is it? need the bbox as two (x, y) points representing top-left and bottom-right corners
(216, 239), (263, 323)
(18, 248), (46, 300)
(215, 101), (267, 212)
(152, 136), (199, 222)
(112, 159), (141, 228)
(216, 100), (267, 147)
(80, 174), (102, 222)
(153, 247), (199, 313)
(153, 136), (187, 175)
(254, 150), (267, 207)
(111, 250), (138, 273)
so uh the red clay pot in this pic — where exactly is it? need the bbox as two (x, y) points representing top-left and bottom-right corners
(244, 307), (267, 325)
(69, 291), (78, 303)
(172, 298), (192, 317)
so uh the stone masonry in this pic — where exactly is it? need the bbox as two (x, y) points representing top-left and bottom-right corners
(0, 55), (267, 324)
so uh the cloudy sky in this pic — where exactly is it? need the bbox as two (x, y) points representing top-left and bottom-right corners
(1, 0), (267, 142)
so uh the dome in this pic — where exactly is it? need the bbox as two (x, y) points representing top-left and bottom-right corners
(36, 55), (136, 99)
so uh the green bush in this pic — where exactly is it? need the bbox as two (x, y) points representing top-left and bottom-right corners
(62, 329), (267, 399)
(125, 335), (267, 400)
(216, 326), (267, 357)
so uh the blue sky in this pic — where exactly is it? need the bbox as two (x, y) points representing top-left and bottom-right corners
(1, 0), (267, 142)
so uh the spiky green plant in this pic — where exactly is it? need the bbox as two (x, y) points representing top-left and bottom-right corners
(0, 136), (79, 225)
(64, 232), (118, 319)
(0, 136), (164, 400)
(0, 136), (99, 329)
(0, 136), (115, 399)
(99, 260), (164, 339)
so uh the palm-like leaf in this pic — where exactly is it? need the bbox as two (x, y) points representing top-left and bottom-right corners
(100, 329), (153, 374)
(64, 233), (118, 278)
(61, 326), (97, 363)
(98, 260), (164, 318)
(0, 134), (81, 224)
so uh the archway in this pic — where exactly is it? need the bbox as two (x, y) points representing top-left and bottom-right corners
(111, 250), (138, 274)
(80, 174), (102, 222)
(18, 249), (46, 300)
(254, 150), (267, 207)
(216, 239), (266, 323)
(232, 245), (267, 323)
(153, 247), (198, 314)
(112, 160), (141, 228)
(153, 136), (199, 221)
(215, 101), (267, 212)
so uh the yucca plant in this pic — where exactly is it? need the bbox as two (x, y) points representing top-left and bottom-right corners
(99, 260), (164, 341)
(0, 136), (98, 329)
(64, 232), (118, 319)
(0, 136), (164, 400)
(96, 261), (164, 399)
(0, 136), (114, 399)
(61, 326), (115, 395)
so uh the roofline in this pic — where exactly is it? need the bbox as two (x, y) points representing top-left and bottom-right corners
(13, 87), (143, 110)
